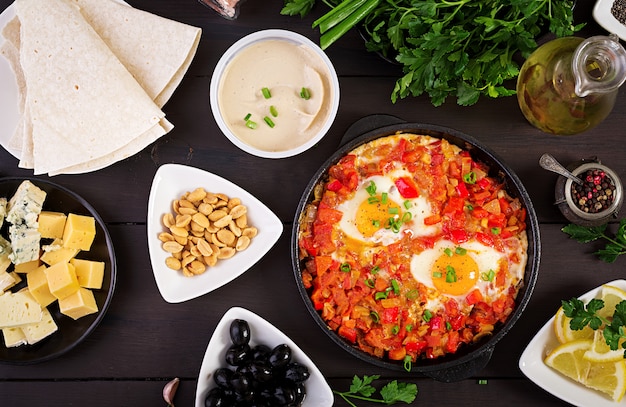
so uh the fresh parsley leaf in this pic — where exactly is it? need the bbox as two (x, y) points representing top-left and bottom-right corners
(334, 375), (418, 406)
(562, 223), (608, 243)
(562, 221), (626, 263)
(280, 0), (316, 18)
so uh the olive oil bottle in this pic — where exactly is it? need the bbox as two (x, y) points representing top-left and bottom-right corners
(517, 35), (626, 135)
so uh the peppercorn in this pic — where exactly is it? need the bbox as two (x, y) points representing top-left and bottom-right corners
(612, 0), (626, 24)
(570, 168), (617, 213)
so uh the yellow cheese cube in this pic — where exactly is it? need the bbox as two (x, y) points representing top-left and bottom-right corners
(41, 239), (79, 266)
(45, 262), (79, 300)
(62, 214), (96, 251)
(59, 287), (98, 320)
(70, 258), (104, 289)
(22, 308), (58, 345)
(14, 258), (40, 273)
(27, 265), (56, 307)
(38, 211), (67, 239)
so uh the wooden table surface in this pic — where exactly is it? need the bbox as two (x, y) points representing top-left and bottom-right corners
(0, 0), (623, 406)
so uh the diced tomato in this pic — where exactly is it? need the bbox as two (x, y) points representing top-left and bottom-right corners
(317, 207), (343, 223)
(338, 325), (357, 343)
(443, 196), (465, 214)
(382, 307), (399, 324)
(388, 347), (407, 361)
(424, 214), (442, 225)
(405, 340), (428, 353)
(314, 256), (333, 274)
(326, 179), (343, 192)
(445, 330), (461, 353)
(455, 182), (469, 198)
(429, 315), (444, 331)
(395, 177), (420, 198)
(425, 333), (442, 347)
(449, 229), (469, 244)
(299, 236), (318, 256)
(475, 232), (495, 248)
(476, 178), (491, 189)
(471, 207), (489, 219)
(449, 314), (466, 331)
(465, 289), (484, 305)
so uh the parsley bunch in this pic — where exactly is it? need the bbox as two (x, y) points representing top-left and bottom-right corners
(562, 219), (626, 263)
(281, 0), (582, 106)
(333, 375), (418, 406)
(562, 297), (626, 357)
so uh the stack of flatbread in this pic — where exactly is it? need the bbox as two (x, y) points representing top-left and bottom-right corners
(0, 0), (201, 175)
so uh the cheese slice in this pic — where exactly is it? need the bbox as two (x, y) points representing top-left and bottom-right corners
(22, 307), (58, 345)
(2, 327), (27, 348)
(0, 289), (43, 328)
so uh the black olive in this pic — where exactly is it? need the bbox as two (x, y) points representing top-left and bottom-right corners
(225, 343), (251, 366)
(268, 344), (292, 370)
(251, 344), (272, 361)
(248, 361), (273, 383)
(204, 387), (226, 407)
(213, 367), (234, 389)
(229, 371), (251, 394)
(291, 382), (306, 406)
(283, 362), (310, 383)
(271, 383), (297, 406)
(230, 319), (251, 346)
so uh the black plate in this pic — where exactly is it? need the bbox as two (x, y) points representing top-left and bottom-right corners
(291, 115), (541, 381)
(0, 177), (116, 364)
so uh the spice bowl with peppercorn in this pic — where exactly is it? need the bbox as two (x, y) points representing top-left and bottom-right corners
(593, 0), (626, 42)
(554, 159), (623, 226)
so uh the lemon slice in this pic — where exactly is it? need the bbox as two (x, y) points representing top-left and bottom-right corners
(554, 305), (595, 343)
(553, 306), (568, 344)
(598, 284), (626, 320)
(545, 339), (593, 382)
(584, 329), (626, 363)
(586, 358), (626, 401)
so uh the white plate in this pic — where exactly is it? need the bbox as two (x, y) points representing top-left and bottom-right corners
(0, 3), (21, 159)
(194, 307), (334, 407)
(146, 164), (283, 303)
(519, 279), (626, 406)
(593, 0), (626, 41)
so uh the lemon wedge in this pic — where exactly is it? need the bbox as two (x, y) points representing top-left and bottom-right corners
(586, 357), (626, 401)
(584, 329), (626, 363)
(545, 339), (593, 382)
(554, 306), (594, 343)
(598, 284), (626, 320)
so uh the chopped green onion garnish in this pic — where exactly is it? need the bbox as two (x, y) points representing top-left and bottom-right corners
(403, 355), (412, 372)
(463, 171), (477, 184)
(264, 116), (275, 128)
(261, 87), (271, 99)
(391, 279), (400, 295)
(245, 120), (257, 129)
(466, 204), (474, 210)
(478, 379), (488, 385)
(367, 196), (379, 204)
(446, 321), (452, 330)
(481, 269), (496, 282)
(423, 310), (433, 322)
(405, 324), (413, 332)
(388, 207), (399, 214)
(455, 246), (467, 255)
(446, 265), (457, 283)
(300, 87), (311, 100)
(403, 200), (412, 209)
(340, 262), (351, 273)
(244, 113), (252, 121)
(366, 181), (376, 196)
(372, 219), (380, 228)
(401, 212), (412, 222)
(406, 289), (419, 300)
(374, 291), (387, 300)
(269, 105), (278, 117)
(444, 248), (453, 257)
(381, 192), (388, 204)
(391, 325), (400, 335)
(365, 278), (375, 288)
(370, 311), (380, 323)
(371, 265), (380, 274)
(491, 227), (501, 235)
(432, 271), (442, 278)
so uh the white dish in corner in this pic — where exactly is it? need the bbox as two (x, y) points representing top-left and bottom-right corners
(519, 279), (626, 407)
(594, 0), (626, 41)
(147, 164), (283, 303)
(194, 307), (334, 407)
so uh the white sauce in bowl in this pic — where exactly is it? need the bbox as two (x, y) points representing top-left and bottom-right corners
(217, 39), (335, 153)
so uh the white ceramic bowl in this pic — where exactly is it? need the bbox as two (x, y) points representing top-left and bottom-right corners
(519, 279), (626, 406)
(194, 307), (334, 406)
(209, 29), (340, 159)
(146, 164), (283, 303)
(594, 0), (626, 41)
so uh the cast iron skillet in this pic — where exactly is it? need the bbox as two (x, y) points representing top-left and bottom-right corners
(291, 115), (540, 382)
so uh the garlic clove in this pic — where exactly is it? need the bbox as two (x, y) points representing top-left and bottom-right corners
(163, 377), (180, 407)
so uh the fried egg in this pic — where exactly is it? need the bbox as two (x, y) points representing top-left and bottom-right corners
(337, 171), (437, 246)
(410, 239), (521, 311)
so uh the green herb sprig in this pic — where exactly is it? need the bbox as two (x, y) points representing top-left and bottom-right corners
(562, 219), (626, 263)
(333, 375), (418, 407)
(561, 297), (626, 357)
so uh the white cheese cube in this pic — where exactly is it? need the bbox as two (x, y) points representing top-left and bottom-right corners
(22, 308), (58, 345)
(0, 290), (43, 328)
(8, 224), (40, 265)
(0, 269), (18, 293)
(0, 235), (11, 258)
(0, 197), (6, 229)
(6, 180), (46, 228)
(2, 327), (26, 348)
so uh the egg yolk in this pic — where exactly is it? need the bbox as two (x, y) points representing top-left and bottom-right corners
(431, 251), (479, 296)
(355, 195), (401, 237)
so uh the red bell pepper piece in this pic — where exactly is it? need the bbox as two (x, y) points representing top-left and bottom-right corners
(449, 229), (469, 244)
(465, 289), (484, 305)
(382, 307), (399, 324)
(429, 315), (444, 331)
(338, 325), (357, 343)
(405, 340), (428, 353)
(395, 177), (419, 198)
(455, 181), (469, 198)
(326, 179), (343, 192)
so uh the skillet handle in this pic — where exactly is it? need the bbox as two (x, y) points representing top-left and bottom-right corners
(339, 114), (406, 147)
(422, 346), (494, 382)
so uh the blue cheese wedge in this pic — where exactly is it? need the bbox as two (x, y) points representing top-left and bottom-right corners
(0, 289), (43, 328)
(6, 180), (46, 228)
(22, 307), (58, 345)
(8, 225), (41, 265)
(2, 327), (27, 348)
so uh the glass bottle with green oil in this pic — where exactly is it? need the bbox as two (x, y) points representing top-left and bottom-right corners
(517, 34), (626, 135)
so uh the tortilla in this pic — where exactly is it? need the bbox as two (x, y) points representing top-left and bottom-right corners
(72, 0), (201, 108)
(15, 0), (169, 175)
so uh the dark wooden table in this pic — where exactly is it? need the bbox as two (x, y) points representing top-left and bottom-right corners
(0, 0), (622, 405)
